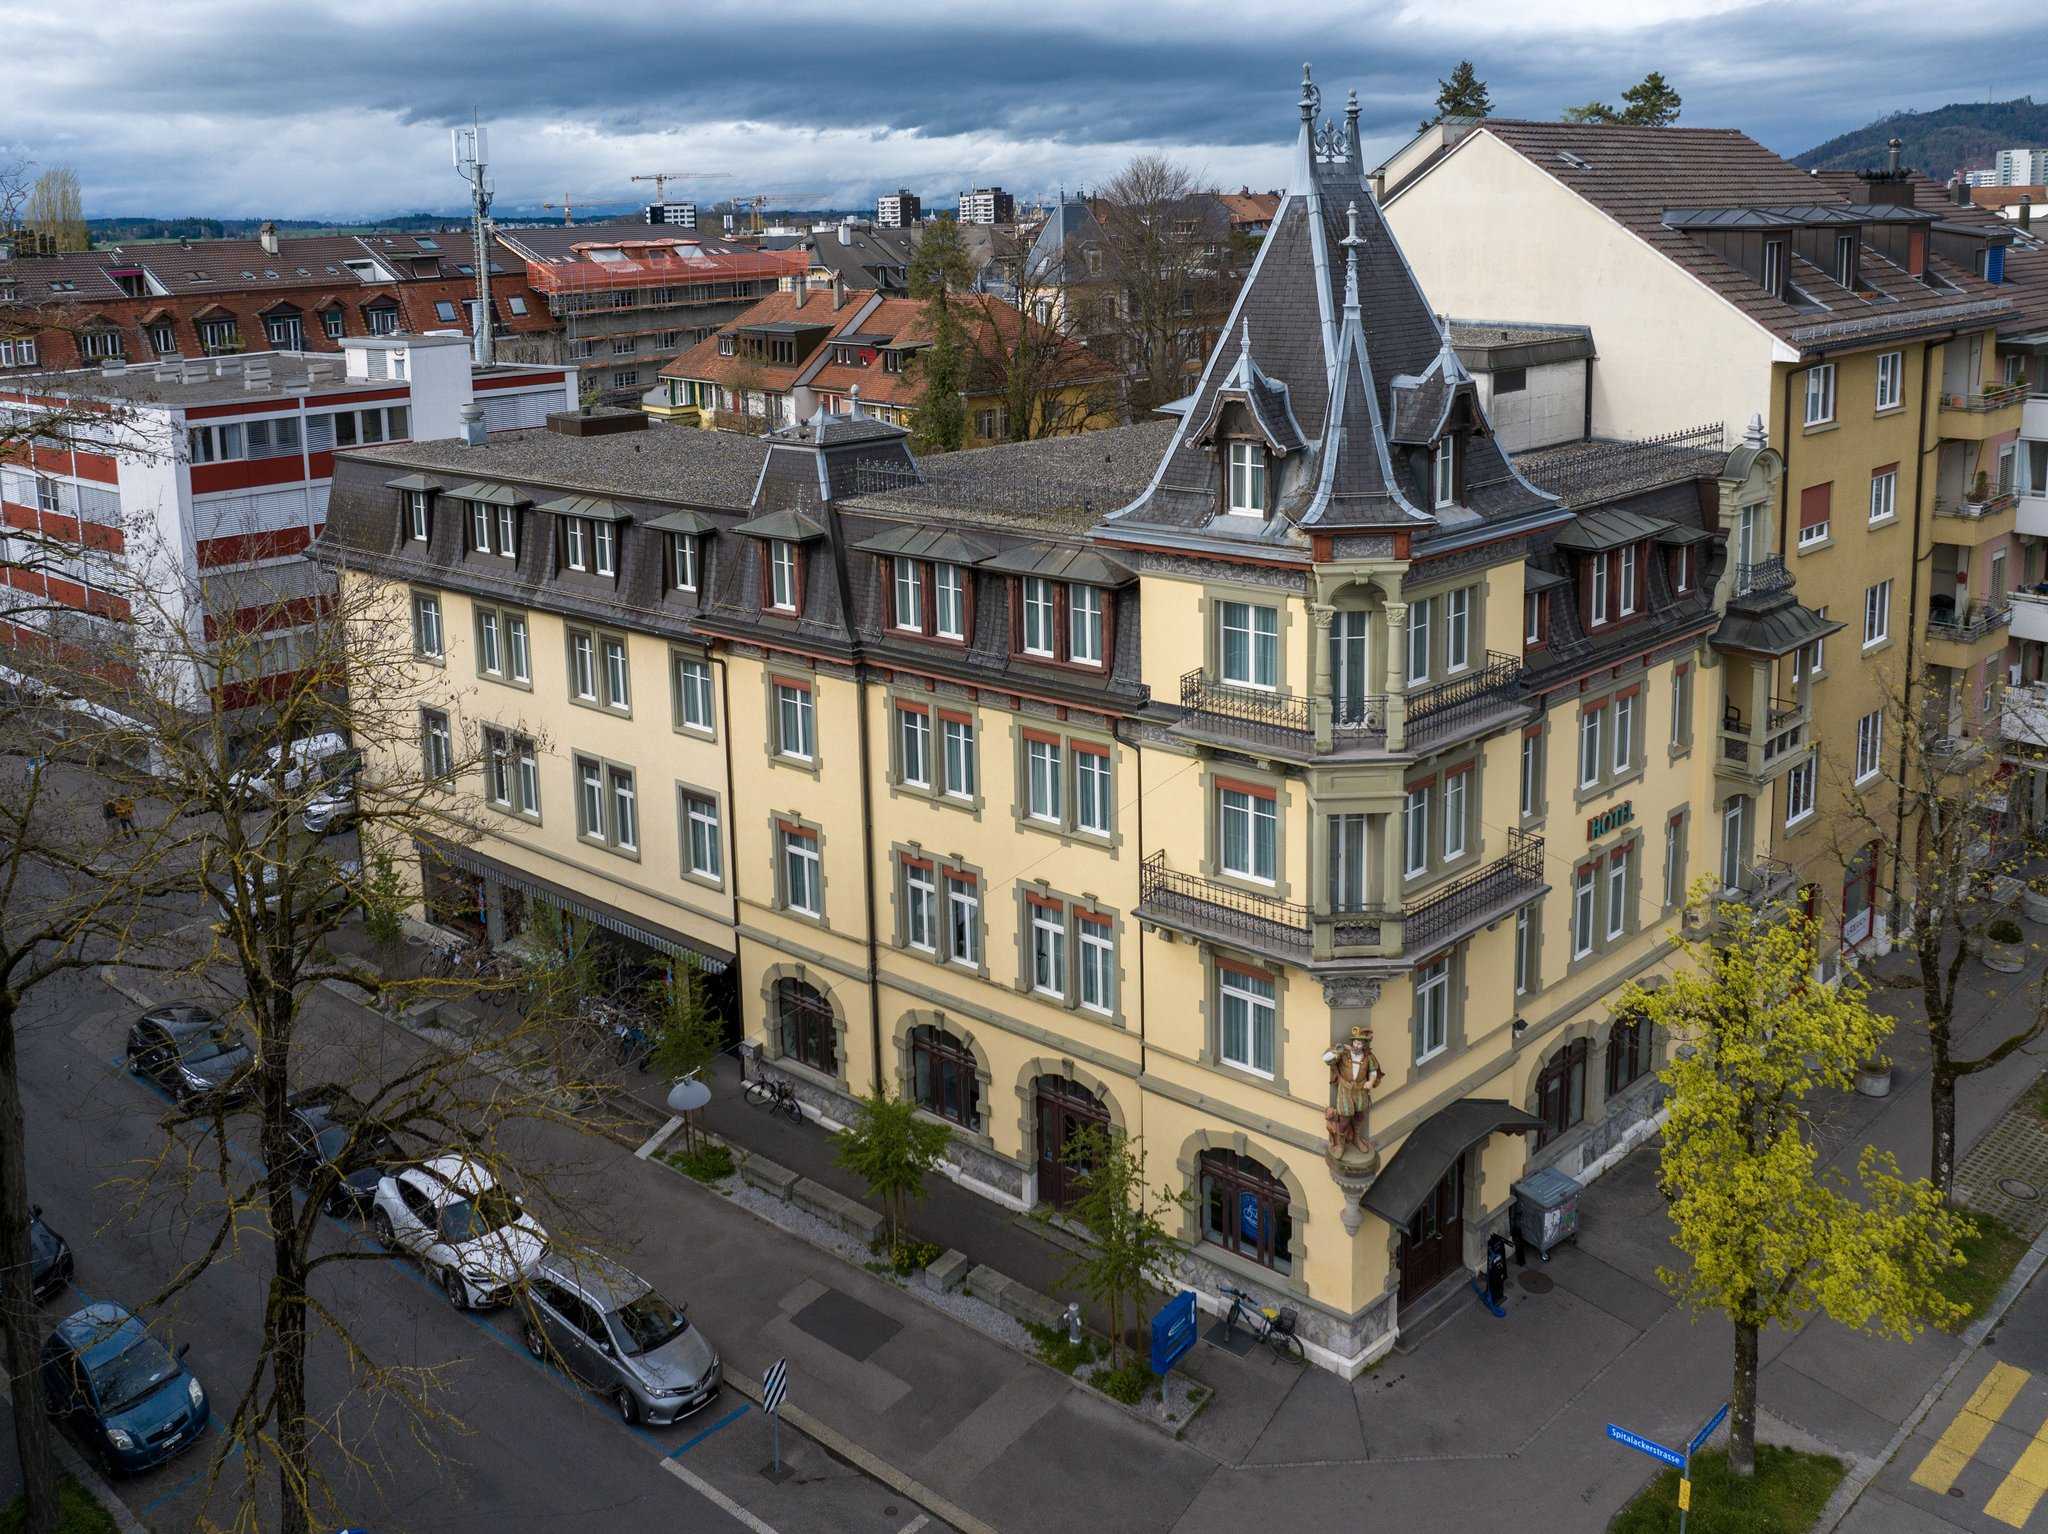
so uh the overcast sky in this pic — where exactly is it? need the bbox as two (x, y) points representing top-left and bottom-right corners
(2, 0), (2038, 221)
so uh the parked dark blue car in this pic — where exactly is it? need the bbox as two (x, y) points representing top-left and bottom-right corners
(39, 1303), (207, 1473)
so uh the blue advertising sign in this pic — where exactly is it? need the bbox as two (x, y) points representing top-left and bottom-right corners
(1690, 1403), (1730, 1456)
(1239, 1191), (1262, 1244)
(1150, 1290), (1198, 1376)
(1606, 1423), (1686, 1470)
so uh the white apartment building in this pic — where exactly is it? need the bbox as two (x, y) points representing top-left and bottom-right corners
(875, 190), (921, 228)
(1996, 149), (2048, 187)
(956, 187), (1015, 225)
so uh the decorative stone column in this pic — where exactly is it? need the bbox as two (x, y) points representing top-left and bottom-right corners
(1382, 600), (1407, 752)
(1308, 602), (1335, 752)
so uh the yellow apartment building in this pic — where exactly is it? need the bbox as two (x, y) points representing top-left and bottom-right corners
(321, 69), (1833, 1374)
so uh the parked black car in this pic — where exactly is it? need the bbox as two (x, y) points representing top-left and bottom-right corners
(125, 1005), (252, 1104)
(29, 1207), (73, 1301)
(280, 1088), (401, 1216)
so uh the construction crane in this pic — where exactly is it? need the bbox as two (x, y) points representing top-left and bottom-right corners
(540, 194), (618, 227)
(630, 171), (728, 203)
(730, 190), (827, 235)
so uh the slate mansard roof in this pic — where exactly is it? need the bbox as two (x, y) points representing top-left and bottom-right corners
(1100, 69), (1562, 556)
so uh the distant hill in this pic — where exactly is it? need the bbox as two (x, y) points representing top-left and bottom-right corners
(1794, 97), (2048, 178)
(86, 212), (471, 244)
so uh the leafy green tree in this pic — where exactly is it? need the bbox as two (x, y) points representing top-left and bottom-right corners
(1621, 71), (1683, 126)
(911, 315), (969, 453)
(1627, 890), (1970, 1477)
(908, 216), (973, 311)
(648, 968), (723, 1146)
(835, 1092), (952, 1247)
(1563, 100), (1621, 124)
(1045, 1129), (1187, 1369)
(358, 846), (407, 954)
(1420, 61), (1493, 132)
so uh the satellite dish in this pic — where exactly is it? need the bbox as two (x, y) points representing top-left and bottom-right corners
(667, 1077), (711, 1114)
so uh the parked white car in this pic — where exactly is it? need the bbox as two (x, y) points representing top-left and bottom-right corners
(301, 774), (356, 836)
(371, 1155), (548, 1309)
(228, 733), (355, 802)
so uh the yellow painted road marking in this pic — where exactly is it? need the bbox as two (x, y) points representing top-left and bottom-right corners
(1911, 1363), (2030, 1495)
(1988, 1411), (2048, 1527)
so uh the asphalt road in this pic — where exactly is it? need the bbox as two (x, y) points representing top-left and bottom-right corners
(8, 900), (950, 1534)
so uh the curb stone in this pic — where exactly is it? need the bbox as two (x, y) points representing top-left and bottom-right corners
(0, 1370), (149, 1534)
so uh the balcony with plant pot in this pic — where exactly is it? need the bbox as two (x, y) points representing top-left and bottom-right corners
(1936, 380), (2026, 442)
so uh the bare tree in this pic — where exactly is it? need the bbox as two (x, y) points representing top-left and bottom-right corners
(22, 167), (89, 253)
(954, 280), (1119, 443)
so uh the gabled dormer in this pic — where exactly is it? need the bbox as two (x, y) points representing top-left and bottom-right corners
(1388, 330), (1484, 512)
(1186, 319), (1306, 521)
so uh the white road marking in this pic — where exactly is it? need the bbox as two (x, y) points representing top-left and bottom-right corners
(895, 1514), (931, 1534)
(660, 1454), (785, 1534)
(634, 1115), (685, 1160)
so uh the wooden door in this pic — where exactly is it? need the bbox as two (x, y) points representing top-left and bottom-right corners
(1399, 1153), (1465, 1306)
(1035, 1078), (1108, 1209)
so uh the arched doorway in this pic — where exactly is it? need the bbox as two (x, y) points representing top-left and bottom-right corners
(1033, 1076), (1109, 1208)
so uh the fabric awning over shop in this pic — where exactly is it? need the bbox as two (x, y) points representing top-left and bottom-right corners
(423, 840), (731, 975)
(1362, 1099), (1546, 1225)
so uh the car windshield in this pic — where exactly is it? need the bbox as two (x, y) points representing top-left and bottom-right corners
(610, 1289), (689, 1356)
(88, 1335), (178, 1414)
(438, 1187), (523, 1245)
(313, 1124), (391, 1169)
(174, 1026), (243, 1065)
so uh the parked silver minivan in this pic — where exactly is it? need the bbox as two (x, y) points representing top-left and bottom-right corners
(519, 1251), (721, 1425)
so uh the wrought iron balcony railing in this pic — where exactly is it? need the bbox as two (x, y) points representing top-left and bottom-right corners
(1138, 852), (1315, 958)
(1406, 651), (1522, 745)
(1926, 599), (2012, 644)
(1403, 831), (1545, 954)
(1177, 671), (1388, 751)
(1734, 556), (1793, 596)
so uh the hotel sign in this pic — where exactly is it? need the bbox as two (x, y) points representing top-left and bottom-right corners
(1587, 801), (1634, 841)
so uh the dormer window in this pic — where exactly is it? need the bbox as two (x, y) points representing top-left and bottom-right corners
(769, 540), (799, 612)
(1834, 233), (1856, 289)
(406, 491), (429, 542)
(1227, 442), (1267, 516)
(1021, 577), (1056, 655)
(1070, 586), (1104, 666)
(1672, 544), (1693, 594)
(1619, 545), (1638, 616)
(563, 517), (586, 570)
(1525, 592), (1548, 648)
(894, 560), (925, 630)
(1590, 556), (1609, 628)
(1762, 239), (1784, 298)
(592, 520), (615, 577)
(1433, 439), (1457, 510)
(885, 559), (972, 644)
(670, 532), (698, 592)
(718, 335), (736, 357)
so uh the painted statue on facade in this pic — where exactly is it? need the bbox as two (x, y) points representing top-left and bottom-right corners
(1322, 1026), (1383, 1159)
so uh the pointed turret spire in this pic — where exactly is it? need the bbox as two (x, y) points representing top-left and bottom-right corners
(1241, 314), (1253, 360)
(1299, 63), (1317, 124)
(1341, 202), (1364, 318)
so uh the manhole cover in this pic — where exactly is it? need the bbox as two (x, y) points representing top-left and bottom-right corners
(1518, 1271), (1554, 1295)
(1999, 1177), (2041, 1201)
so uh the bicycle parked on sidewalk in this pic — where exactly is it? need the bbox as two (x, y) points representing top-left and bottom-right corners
(1219, 1284), (1304, 1362)
(742, 1075), (804, 1124)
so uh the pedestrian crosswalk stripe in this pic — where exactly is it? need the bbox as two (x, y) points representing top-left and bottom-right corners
(1912, 1363), (2031, 1496)
(1987, 1411), (2048, 1528)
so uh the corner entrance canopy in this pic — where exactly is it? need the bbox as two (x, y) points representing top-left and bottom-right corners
(1362, 1099), (1545, 1225)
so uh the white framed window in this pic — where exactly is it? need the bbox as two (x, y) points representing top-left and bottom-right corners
(673, 656), (713, 732)
(1070, 585), (1104, 667)
(601, 637), (629, 710)
(769, 540), (799, 611)
(1735, 504), (1759, 568)
(516, 740), (539, 816)
(670, 533), (698, 592)
(947, 874), (980, 967)
(781, 826), (821, 916)
(1670, 667), (1692, 748)
(1219, 965), (1277, 1075)
(1433, 438), (1457, 509)
(1220, 601), (1278, 689)
(1572, 867), (1596, 958)
(775, 682), (815, 760)
(1805, 608), (1828, 678)
(1404, 783), (1432, 878)
(1078, 916), (1115, 1015)
(1805, 363), (1836, 427)
(469, 500), (491, 552)
(1763, 239), (1784, 296)
(1605, 852), (1628, 941)
(422, 709), (453, 780)
(592, 520), (615, 577)
(1030, 902), (1067, 998)
(1446, 587), (1471, 673)
(1578, 707), (1602, 790)
(684, 792), (722, 881)
(898, 706), (932, 787)
(1721, 798), (1746, 891)
(1219, 784), (1277, 882)
(1075, 747), (1112, 834)
(1021, 577), (1056, 656)
(935, 564), (966, 640)
(502, 613), (529, 682)
(1785, 756), (1816, 827)
(486, 732), (515, 807)
(1590, 556), (1609, 628)
(1612, 691), (1635, 774)
(1443, 769), (1469, 860)
(1619, 545), (1637, 615)
(1663, 815), (1684, 907)
(493, 504), (515, 558)
(1414, 957), (1450, 1064)
(1025, 737), (1063, 822)
(1855, 709), (1883, 785)
(563, 517), (585, 570)
(1876, 350), (1903, 411)
(894, 560), (924, 631)
(405, 491), (429, 541)
(1520, 731), (1541, 818)
(412, 593), (443, 658)
(576, 757), (605, 840)
(1227, 441), (1268, 516)
(904, 862), (937, 952)
(477, 608), (501, 674)
(609, 767), (637, 851)
(1863, 579), (1891, 649)
(1407, 596), (1433, 683)
(1514, 907), (1536, 997)
(1869, 468), (1897, 525)
(941, 715), (977, 799)
(1525, 592), (1544, 646)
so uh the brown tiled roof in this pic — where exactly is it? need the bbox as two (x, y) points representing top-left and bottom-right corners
(1220, 191), (1281, 227)
(1474, 120), (2013, 349)
(1973, 186), (2048, 212)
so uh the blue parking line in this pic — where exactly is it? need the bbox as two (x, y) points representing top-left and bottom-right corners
(666, 1402), (748, 1458)
(138, 1422), (242, 1516)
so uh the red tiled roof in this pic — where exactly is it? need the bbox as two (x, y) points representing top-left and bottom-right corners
(1220, 191), (1281, 226)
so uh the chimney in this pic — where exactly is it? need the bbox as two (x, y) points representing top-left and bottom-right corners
(849, 383), (862, 417)
(259, 221), (279, 257)
(838, 220), (853, 246)
(1888, 136), (1902, 177)
(460, 402), (486, 447)
(794, 272), (808, 306)
(832, 271), (846, 310)
(1951, 176), (1970, 207)
(2023, 195), (2034, 232)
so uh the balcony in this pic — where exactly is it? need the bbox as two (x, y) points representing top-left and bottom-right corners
(1937, 382), (2027, 441)
(2013, 590), (2048, 645)
(1713, 856), (1798, 912)
(1924, 596), (2012, 663)
(1405, 650), (1528, 750)
(1717, 696), (1810, 786)
(2016, 493), (2048, 540)
(2025, 393), (2048, 442)
(1734, 556), (1794, 597)
(1175, 671), (1386, 757)
(1931, 491), (2018, 543)
(1402, 831), (1547, 955)
(1137, 852), (1319, 961)
(2002, 680), (2048, 761)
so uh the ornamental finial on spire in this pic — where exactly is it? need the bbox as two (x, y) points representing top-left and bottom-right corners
(1300, 63), (1320, 124)
(1241, 314), (1252, 357)
(1342, 202), (1363, 314)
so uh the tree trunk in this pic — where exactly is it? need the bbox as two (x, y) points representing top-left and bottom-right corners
(257, 1010), (313, 1534)
(0, 995), (60, 1534)
(1931, 1065), (1959, 1204)
(1730, 1319), (1759, 1477)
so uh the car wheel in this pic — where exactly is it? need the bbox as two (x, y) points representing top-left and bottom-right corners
(440, 1266), (468, 1309)
(522, 1322), (546, 1361)
(371, 1210), (396, 1249)
(613, 1388), (639, 1425)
